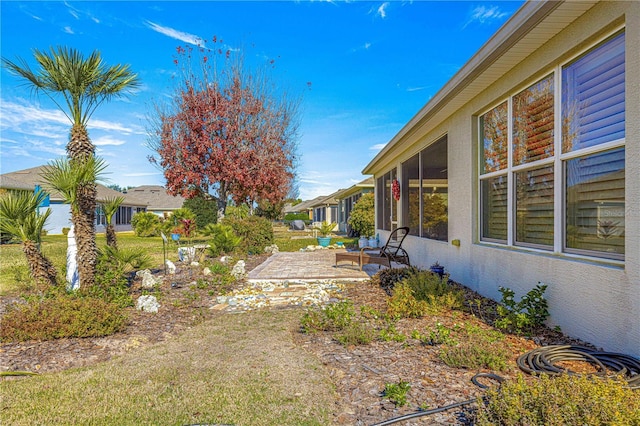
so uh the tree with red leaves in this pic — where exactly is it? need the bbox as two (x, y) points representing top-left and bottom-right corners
(149, 40), (300, 219)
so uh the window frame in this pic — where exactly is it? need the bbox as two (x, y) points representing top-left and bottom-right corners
(477, 28), (625, 261)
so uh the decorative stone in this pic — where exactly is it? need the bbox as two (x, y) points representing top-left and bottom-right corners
(136, 295), (160, 313)
(264, 244), (279, 254)
(231, 260), (246, 279)
(220, 255), (229, 264)
(203, 267), (212, 276)
(140, 270), (161, 289)
(190, 261), (199, 267)
(166, 260), (176, 274)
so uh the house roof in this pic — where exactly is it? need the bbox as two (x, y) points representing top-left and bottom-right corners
(309, 190), (342, 208)
(0, 166), (147, 206)
(333, 177), (374, 200)
(125, 185), (185, 211)
(363, 0), (598, 175)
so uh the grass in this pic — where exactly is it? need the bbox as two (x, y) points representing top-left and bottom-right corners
(0, 309), (333, 426)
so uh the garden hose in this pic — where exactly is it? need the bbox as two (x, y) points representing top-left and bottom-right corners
(370, 372), (503, 426)
(517, 345), (640, 389)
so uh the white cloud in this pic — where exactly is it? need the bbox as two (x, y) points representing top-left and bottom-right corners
(123, 172), (161, 177)
(144, 20), (204, 46)
(370, 143), (386, 151)
(377, 2), (389, 19)
(63, 26), (74, 34)
(463, 5), (509, 28)
(93, 135), (127, 146)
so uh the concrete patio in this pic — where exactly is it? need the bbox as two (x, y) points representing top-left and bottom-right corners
(247, 250), (377, 283)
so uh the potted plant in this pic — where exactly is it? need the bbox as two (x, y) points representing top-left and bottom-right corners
(171, 226), (182, 242)
(430, 261), (445, 278)
(314, 221), (336, 247)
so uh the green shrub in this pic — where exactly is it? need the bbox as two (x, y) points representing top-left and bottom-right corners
(201, 223), (242, 256)
(301, 300), (355, 333)
(383, 380), (411, 407)
(0, 296), (128, 342)
(439, 341), (508, 371)
(284, 212), (311, 222)
(348, 192), (374, 237)
(131, 212), (161, 237)
(222, 215), (274, 254)
(495, 283), (549, 334)
(386, 282), (430, 319)
(335, 322), (376, 346)
(373, 267), (417, 296)
(475, 374), (640, 425)
(378, 321), (406, 342)
(402, 269), (463, 312)
(182, 194), (216, 228)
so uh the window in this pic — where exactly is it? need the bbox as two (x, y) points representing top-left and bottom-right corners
(400, 136), (448, 240)
(478, 31), (625, 260)
(377, 169), (397, 231)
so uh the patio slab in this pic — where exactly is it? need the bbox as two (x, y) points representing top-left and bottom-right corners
(247, 250), (376, 282)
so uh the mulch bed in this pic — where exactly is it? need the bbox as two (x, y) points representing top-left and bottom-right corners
(1, 253), (590, 425)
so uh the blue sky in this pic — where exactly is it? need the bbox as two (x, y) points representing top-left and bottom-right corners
(1, 1), (522, 200)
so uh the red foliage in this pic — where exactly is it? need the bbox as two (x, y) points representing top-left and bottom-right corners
(150, 39), (299, 214)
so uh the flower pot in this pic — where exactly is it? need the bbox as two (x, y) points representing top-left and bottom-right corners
(368, 237), (377, 248)
(430, 265), (445, 278)
(358, 237), (368, 248)
(317, 237), (332, 247)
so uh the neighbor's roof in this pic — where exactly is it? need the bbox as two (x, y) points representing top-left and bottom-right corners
(0, 166), (147, 206)
(333, 177), (374, 200)
(363, 0), (598, 175)
(125, 185), (185, 211)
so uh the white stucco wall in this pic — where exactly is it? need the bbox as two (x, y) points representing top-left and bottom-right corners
(375, 2), (639, 357)
(44, 203), (72, 235)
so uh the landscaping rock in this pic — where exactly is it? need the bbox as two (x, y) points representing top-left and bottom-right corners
(264, 244), (279, 254)
(136, 295), (160, 313)
(139, 269), (161, 289)
(166, 260), (176, 274)
(231, 260), (246, 279)
(203, 267), (212, 276)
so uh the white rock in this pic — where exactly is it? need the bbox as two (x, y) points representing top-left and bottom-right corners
(166, 260), (176, 275)
(190, 261), (199, 267)
(220, 256), (229, 264)
(141, 270), (160, 289)
(136, 295), (160, 313)
(231, 260), (246, 279)
(203, 267), (212, 276)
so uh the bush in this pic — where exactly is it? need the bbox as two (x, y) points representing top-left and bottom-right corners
(475, 374), (640, 425)
(222, 215), (274, 254)
(439, 341), (508, 371)
(386, 282), (430, 319)
(0, 296), (128, 342)
(183, 194), (216, 228)
(402, 269), (463, 312)
(201, 223), (242, 256)
(372, 267), (417, 296)
(495, 283), (549, 334)
(284, 212), (310, 222)
(348, 193), (374, 237)
(301, 300), (355, 333)
(131, 212), (161, 237)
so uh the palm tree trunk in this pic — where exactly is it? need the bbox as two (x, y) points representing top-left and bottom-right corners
(106, 224), (117, 249)
(68, 123), (98, 287)
(23, 240), (57, 288)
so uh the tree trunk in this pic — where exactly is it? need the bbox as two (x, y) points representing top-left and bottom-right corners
(106, 224), (117, 249)
(67, 123), (98, 288)
(23, 240), (57, 288)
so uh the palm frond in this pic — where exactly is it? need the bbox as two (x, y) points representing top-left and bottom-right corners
(40, 156), (108, 209)
(0, 190), (51, 242)
(101, 196), (125, 225)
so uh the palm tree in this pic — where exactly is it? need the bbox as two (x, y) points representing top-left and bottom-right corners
(0, 190), (58, 288)
(2, 46), (140, 287)
(41, 157), (108, 289)
(101, 196), (125, 248)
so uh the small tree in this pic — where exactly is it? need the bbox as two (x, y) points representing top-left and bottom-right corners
(131, 212), (161, 237)
(348, 193), (375, 237)
(0, 190), (58, 288)
(101, 196), (124, 248)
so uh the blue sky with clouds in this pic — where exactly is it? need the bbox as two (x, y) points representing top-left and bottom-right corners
(1, 1), (521, 200)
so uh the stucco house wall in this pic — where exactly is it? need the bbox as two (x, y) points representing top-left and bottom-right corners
(366, 1), (639, 357)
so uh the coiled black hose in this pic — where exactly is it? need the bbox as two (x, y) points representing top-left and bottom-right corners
(517, 345), (640, 389)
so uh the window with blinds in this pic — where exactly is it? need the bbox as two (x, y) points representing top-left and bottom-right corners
(478, 29), (625, 260)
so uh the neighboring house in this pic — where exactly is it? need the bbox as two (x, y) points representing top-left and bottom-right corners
(0, 166), (147, 234)
(125, 185), (185, 218)
(363, 1), (638, 357)
(284, 196), (325, 221)
(309, 192), (340, 225)
(334, 177), (374, 234)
